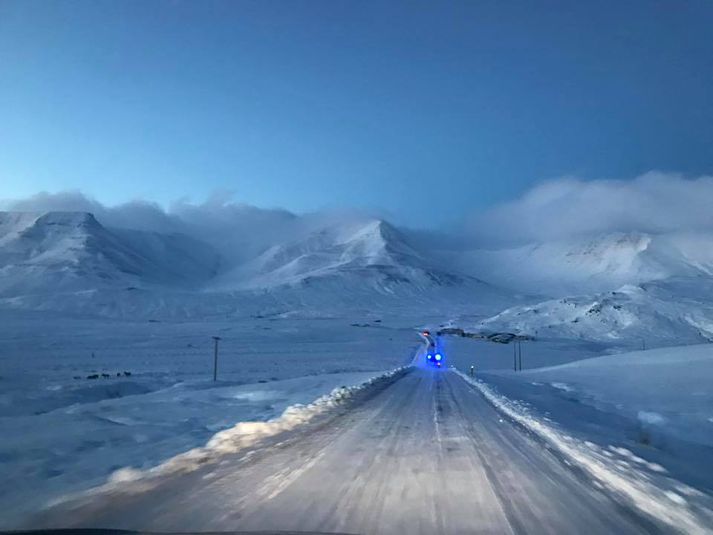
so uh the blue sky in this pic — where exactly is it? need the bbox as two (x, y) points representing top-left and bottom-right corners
(1, 0), (712, 227)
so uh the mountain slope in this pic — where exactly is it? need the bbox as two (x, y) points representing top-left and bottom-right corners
(202, 217), (516, 316)
(476, 277), (713, 349)
(455, 231), (713, 296)
(0, 213), (512, 317)
(0, 211), (219, 295)
(213, 219), (467, 291)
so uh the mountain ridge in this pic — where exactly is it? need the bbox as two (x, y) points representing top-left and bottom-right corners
(452, 230), (713, 295)
(4, 210), (713, 340)
(0, 211), (220, 295)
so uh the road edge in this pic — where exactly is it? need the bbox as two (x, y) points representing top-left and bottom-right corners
(453, 368), (713, 535)
(38, 366), (412, 518)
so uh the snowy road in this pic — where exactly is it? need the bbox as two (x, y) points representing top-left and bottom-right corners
(33, 368), (663, 534)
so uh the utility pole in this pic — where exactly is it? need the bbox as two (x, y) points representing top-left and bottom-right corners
(518, 340), (523, 371)
(513, 341), (517, 371)
(212, 336), (221, 381)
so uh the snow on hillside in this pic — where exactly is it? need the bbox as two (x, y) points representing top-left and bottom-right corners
(476, 277), (713, 349)
(202, 217), (512, 314)
(214, 219), (457, 289)
(0, 212), (513, 317)
(0, 211), (219, 296)
(110, 227), (220, 285)
(448, 230), (713, 349)
(456, 231), (713, 295)
(5, 210), (713, 347)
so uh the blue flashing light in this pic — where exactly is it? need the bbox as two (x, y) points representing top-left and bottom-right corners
(435, 354), (442, 361)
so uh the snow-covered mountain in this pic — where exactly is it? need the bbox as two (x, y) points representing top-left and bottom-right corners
(431, 230), (713, 349)
(0, 211), (219, 295)
(5, 210), (713, 343)
(214, 219), (463, 291)
(205, 218), (515, 314)
(0, 212), (512, 317)
(476, 277), (713, 349)
(456, 231), (713, 296)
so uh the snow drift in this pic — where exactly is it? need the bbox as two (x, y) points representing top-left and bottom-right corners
(47, 366), (409, 508)
(487, 344), (713, 448)
(455, 369), (713, 534)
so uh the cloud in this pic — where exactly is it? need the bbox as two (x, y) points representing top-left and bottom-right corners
(469, 172), (713, 245)
(0, 190), (387, 264)
(5, 172), (713, 258)
(0, 191), (303, 263)
(0, 191), (178, 233)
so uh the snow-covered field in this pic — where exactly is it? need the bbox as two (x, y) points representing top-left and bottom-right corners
(489, 344), (713, 447)
(455, 368), (713, 534)
(449, 342), (713, 497)
(0, 309), (418, 527)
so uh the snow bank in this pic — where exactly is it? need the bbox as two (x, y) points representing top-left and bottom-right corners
(51, 366), (408, 506)
(0, 310), (421, 529)
(507, 344), (713, 448)
(455, 369), (713, 534)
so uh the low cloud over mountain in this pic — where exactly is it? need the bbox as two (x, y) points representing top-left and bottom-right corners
(468, 172), (713, 246)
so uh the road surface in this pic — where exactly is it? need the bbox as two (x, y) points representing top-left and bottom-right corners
(33, 367), (663, 534)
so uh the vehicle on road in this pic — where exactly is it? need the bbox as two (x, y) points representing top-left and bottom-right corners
(426, 350), (443, 367)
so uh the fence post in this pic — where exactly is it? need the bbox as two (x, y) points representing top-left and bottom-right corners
(518, 340), (523, 371)
(212, 336), (221, 381)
